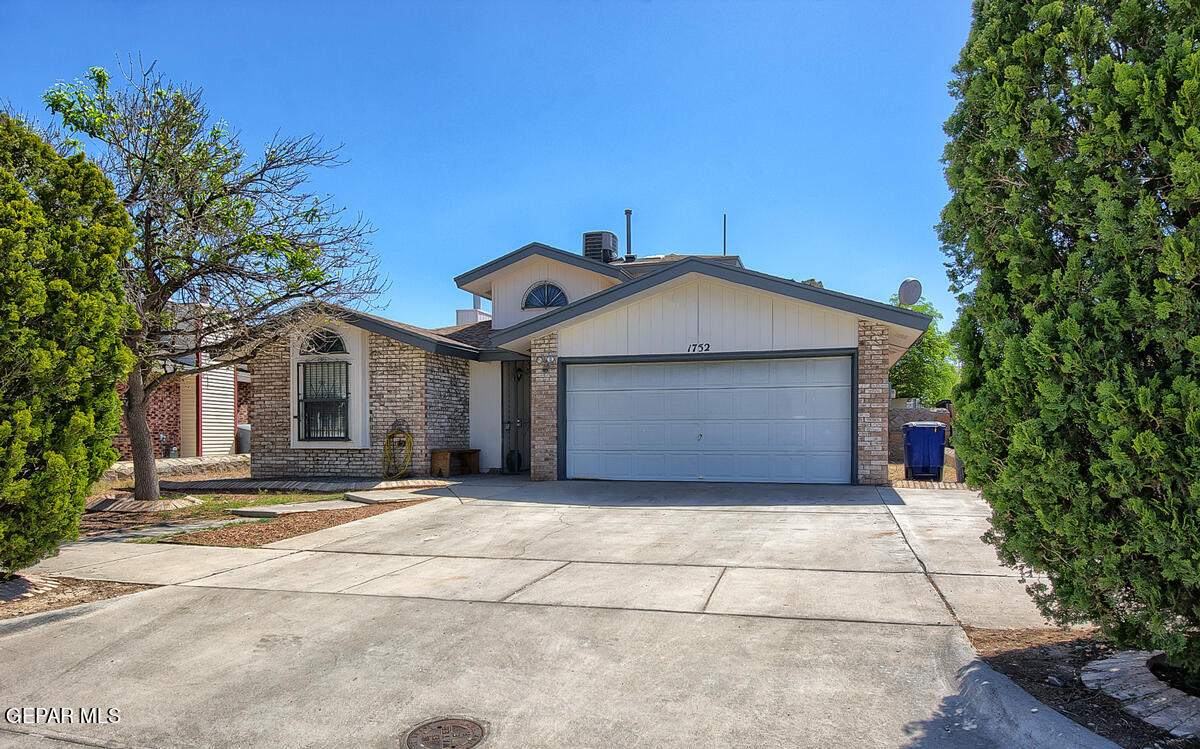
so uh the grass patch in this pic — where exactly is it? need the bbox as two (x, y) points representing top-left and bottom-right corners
(163, 492), (345, 521)
(80, 492), (346, 538)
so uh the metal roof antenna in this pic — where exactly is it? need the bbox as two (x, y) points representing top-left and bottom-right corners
(723, 213), (727, 256)
(624, 209), (636, 262)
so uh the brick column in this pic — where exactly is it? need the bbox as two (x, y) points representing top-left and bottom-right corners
(530, 333), (559, 481)
(857, 320), (889, 485)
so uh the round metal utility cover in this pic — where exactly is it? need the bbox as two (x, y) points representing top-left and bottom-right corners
(403, 718), (486, 749)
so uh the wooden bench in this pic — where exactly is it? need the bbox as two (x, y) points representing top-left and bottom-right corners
(429, 448), (480, 478)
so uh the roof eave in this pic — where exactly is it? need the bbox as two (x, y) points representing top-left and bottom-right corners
(453, 242), (627, 290)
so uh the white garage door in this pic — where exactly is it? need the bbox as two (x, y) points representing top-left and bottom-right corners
(564, 356), (852, 483)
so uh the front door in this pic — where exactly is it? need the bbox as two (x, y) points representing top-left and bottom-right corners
(501, 360), (531, 473)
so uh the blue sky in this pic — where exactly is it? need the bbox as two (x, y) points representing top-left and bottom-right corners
(2, 1), (972, 329)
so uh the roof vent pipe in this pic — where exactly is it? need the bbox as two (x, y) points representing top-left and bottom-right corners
(624, 209), (635, 262)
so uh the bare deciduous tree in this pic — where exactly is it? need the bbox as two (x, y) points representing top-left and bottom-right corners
(42, 59), (382, 500)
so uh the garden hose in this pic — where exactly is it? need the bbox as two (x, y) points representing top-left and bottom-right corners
(383, 429), (413, 479)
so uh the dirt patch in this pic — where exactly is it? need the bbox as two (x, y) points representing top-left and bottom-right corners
(966, 627), (1196, 748)
(0, 578), (156, 620)
(163, 497), (436, 547)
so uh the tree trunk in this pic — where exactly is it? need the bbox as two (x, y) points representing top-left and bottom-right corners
(124, 366), (161, 502)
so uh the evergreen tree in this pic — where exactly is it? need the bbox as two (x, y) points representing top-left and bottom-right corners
(0, 115), (132, 573)
(941, 0), (1200, 670)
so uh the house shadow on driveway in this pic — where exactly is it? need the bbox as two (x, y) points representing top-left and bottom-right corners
(439, 475), (908, 509)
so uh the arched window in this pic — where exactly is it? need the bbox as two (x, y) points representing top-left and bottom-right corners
(298, 330), (349, 440)
(301, 330), (347, 355)
(523, 282), (568, 309)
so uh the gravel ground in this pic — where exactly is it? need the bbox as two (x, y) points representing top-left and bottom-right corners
(162, 497), (436, 547)
(966, 627), (1195, 748)
(0, 578), (156, 620)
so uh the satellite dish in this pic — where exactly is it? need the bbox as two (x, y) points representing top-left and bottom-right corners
(898, 278), (922, 306)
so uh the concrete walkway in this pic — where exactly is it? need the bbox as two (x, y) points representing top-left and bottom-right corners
(5, 479), (1108, 748)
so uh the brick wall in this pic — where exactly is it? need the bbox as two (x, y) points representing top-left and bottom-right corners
(112, 378), (182, 460)
(856, 320), (889, 485)
(888, 407), (951, 462)
(529, 333), (558, 481)
(235, 380), (252, 425)
(250, 332), (469, 478)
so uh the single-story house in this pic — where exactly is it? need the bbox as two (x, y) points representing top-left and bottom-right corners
(113, 361), (251, 460)
(249, 234), (930, 484)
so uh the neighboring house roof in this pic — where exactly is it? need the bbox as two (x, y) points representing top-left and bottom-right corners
(614, 254), (744, 276)
(321, 306), (525, 362)
(454, 242), (627, 295)
(432, 320), (494, 349)
(490, 256), (932, 346)
(327, 306), (483, 360)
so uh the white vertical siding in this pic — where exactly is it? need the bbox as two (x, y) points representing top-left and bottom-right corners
(201, 365), (237, 456)
(179, 375), (197, 457)
(489, 258), (621, 329)
(557, 274), (859, 357)
(468, 361), (502, 471)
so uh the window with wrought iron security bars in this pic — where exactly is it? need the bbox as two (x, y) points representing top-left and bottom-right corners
(298, 360), (350, 440)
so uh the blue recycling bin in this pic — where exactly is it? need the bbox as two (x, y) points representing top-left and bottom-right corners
(903, 421), (947, 481)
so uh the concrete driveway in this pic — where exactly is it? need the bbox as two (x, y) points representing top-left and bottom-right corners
(3, 478), (1095, 748)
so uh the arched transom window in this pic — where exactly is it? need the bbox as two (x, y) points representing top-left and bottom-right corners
(301, 330), (347, 355)
(523, 282), (568, 309)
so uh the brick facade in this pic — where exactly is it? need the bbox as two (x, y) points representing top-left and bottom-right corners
(250, 332), (470, 478)
(856, 320), (890, 485)
(235, 380), (252, 425)
(112, 378), (182, 460)
(529, 333), (559, 481)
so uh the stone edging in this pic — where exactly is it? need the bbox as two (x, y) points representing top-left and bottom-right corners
(0, 574), (61, 604)
(85, 494), (204, 513)
(1082, 651), (1200, 738)
(102, 454), (250, 481)
(958, 659), (1122, 748)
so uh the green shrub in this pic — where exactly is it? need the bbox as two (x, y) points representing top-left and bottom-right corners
(940, 0), (1200, 671)
(0, 115), (132, 573)
(888, 298), (958, 406)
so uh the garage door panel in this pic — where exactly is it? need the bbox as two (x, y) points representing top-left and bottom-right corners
(633, 423), (667, 449)
(733, 360), (771, 385)
(568, 422), (604, 449)
(666, 453), (701, 479)
(666, 421), (702, 445)
(807, 418), (852, 445)
(697, 389), (734, 418)
(731, 389), (772, 418)
(802, 356), (853, 385)
(697, 421), (736, 448)
(734, 421), (773, 448)
(565, 356), (852, 484)
(701, 361), (735, 386)
(807, 387), (853, 419)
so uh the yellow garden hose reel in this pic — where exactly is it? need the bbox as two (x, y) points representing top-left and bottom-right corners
(383, 428), (413, 479)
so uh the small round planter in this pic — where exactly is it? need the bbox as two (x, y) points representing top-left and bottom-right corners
(1082, 651), (1200, 738)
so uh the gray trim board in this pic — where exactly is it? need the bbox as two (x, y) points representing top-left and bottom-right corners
(336, 309), (480, 360)
(555, 348), (859, 484)
(492, 256), (932, 345)
(477, 349), (529, 362)
(455, 242), (627, 289)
